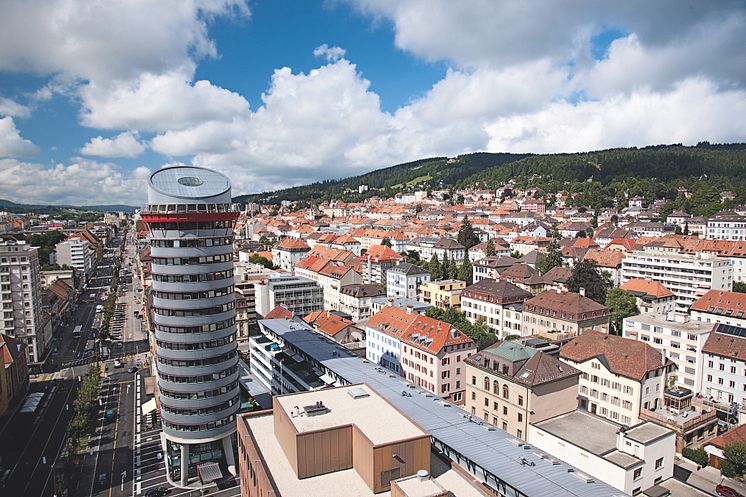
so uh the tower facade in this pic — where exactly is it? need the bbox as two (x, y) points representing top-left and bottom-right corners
(142, 166), (239, 486)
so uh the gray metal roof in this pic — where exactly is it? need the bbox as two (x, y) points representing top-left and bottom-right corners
(149, 166), (231, 199)
(258, 318), (629, 497)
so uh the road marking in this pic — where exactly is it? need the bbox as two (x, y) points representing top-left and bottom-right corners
(107, 382), (123, 497)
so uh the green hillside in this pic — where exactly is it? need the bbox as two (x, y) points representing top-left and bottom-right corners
(232, 152), (528, 204)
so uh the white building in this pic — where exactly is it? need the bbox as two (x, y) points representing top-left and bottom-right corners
(623, 314), (711, 392)
(690, 290), (746, 328)
(0, 241), (50, 364)
(386, 262), (430, 300)
(54, 237), (94, 281)
(529, 410), (675, 495)
(460, 279), (531, 339)
(270, 237), (310, 272)
(621, 238), (733, 312)
(254, 274), (323, 317)
(701, 323), (746, 410)
(560, 331), (671, 426)
(707, 211), (746, 241)
(338, 283), (385, 321)
(405, 237), (466, 263)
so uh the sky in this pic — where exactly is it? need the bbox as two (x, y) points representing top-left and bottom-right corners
(0, 1), (745, 206)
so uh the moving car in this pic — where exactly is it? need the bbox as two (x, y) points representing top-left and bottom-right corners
(127, 366), (138, 373)
(717, 485), (743, 497)
(144, 487), (170, 497)
(114, 359), (123, 368)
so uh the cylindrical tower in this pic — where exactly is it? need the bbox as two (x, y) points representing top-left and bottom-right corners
(142, 166), (240, 487)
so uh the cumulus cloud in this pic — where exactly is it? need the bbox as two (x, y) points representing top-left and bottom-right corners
(0, 117), (39, 157)
(0, 158), (151, 205)
(81, 131), (146, 158)
(0, 97), (30, 118)
(313, 44), (347, 62)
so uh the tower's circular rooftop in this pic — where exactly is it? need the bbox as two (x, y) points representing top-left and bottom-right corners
(149, 166), (231, 199)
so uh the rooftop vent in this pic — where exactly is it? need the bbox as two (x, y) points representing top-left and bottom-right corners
(303, 401), (329, 417)
(347, 387), (369, 400)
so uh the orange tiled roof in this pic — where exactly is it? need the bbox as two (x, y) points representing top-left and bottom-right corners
(304, 310), (355, 337)
(368, 306), (473, 354)
(691, 290), (746, 315)
(620, 279), (674, 299)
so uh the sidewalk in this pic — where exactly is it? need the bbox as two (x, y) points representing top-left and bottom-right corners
(676, 456), (746, 495)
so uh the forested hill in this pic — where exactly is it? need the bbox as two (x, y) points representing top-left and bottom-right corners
(232, 143), (746, 207)
(232, 152), (528, 204)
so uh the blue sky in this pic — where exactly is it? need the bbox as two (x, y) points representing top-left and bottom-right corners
(0, 1), (745, 204)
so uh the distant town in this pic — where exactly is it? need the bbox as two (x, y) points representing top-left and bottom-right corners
(2, 167), (746, 497)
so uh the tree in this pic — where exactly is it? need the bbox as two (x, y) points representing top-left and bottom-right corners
(536, 241), (562, 275)
(259, 235), (270, 247)
(674, 224), (682, 235)
(567, 260), (609, 304)
(683, 222), (690, 235)
(458, 258), (473, 284)
(721, 442), (746, 478)
(485, 239), (496, 257)
(605, 288), (639, 335)
(428, 254), (442, 280)
(510, 250), (522, 259)
(381, 237), (392, 248)
(734, 282), (746, 294)
(457, 216), (479, 249)
(249, 254), (274, 269)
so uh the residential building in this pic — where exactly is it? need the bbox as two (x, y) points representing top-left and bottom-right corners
(460, 279), (532, 339)
(271, 237), (310, 272)
(704, 423), (746, 469)
(0, 333), (28, 417)
(621, 238), (734, 312)
(419, 279), (465, 310)
(0, 241), (50, 365)
(142, 166), (240, 486)
(406, 237), (466, 263)
(366, 305), (475, 405)
(473, 256), (515, 282)
(465, 341), (579, 439)
(622, 314), (711, 392)
(304, 310), (365, 352)
(54, 237), (94, 281)
(370, 296), (431, 315)
(529, 410), (675, 495)
(701, 323), (746, 411)
(254, 274), (323, 318)
(521, 290), (611, 340)
(583, 249), (623, 287)
(233, 263), (276, 344)
(338, 283), (385, 321)
(620, 279), (676, 316)
(560, 331), (672, 426)
(296, 258), (364, 311)
(386, 262), (430, 300)
(707, 211), (746, 241)
(360, 244), (403, 286)
(690, 289), (746, 328)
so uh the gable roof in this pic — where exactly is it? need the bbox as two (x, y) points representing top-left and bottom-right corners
(461, 279), (533, 304)
(582, 248), (623, 268)
(691, 290), (746, 317)
(620, 279), (674, 300)
(304, 310), (357, 337)
(560, 330), (669, 381)
(702, 323), (746, 361)
(265, 305), (294, 319)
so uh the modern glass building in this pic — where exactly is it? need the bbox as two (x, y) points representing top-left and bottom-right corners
(142, 166), (240, 486)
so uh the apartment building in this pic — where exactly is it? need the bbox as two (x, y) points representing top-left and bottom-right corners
(521, 290), (611, 340)
(620, 278), (676, 316)
(701, 323), (746, 410)
(254, 274), (323, 317)
(690, 290), (746, 328)
(360, 244), (403, 286)
(233, 263), (276, 344)
(296, 259), (364, 311)
(465, 341), (579, 440)
(338, 283), (385, 321)
(271, 237), (310, 272)
(386, 262), (430, 300)
(366, 305), (475, 405)
(419, 279), (466, 310)
(560, 331), (672, 426)
(406, 237), (466, 263)
(0, 333), (28, 418)
(707, 211), (746, 241)
(622, 314), (711, 392)
(54, 237), (94, 281)
(621, 238), (734, 312)
(0, 241), (50, 365)
(529, 410), (675, 495)
(472, 256), (516, 282)
(460, 279), (532, 339)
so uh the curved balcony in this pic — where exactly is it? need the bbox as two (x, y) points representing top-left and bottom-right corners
(150, 245), (231, 258)
(160, 401), (240, 427)
(155, 342), (237, 362)
(152, 229), (235, 240)
(157, 370), (239, 394)
(151, 279), (234, 293)
(152, 292), (234, 311)
(151, 261), (232, 276)
(155, 325), (236, 344)
(159, 388), (239, 410)
(156, 354), (238, 378)
(162, 421), (236, 443)
(152, 310), (235, 328)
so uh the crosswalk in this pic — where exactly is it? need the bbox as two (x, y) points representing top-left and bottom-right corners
(31, 372), (58, 382)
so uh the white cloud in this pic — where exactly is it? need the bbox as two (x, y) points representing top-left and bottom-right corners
(0, 97), (30, 118)
(81, 131), (146, 158)
(0, 158), (151, 205)
(0, 117), (39, 157)
(313, 44), (347, 62)
(80, 71), (250, 132)
(0, 0), (249, 82)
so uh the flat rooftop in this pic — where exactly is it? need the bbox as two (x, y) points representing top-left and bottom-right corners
(625, 422), (672, 444)
(275, 384), (426, 445)
(535, 410), (621, 456)
(625, 314), (713, 334)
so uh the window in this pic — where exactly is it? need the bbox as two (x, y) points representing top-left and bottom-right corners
(518, 395), (524, 406)
(502, 384), (509, 399)
(633, 468), (642, 481)
(655, 457), (664, 470)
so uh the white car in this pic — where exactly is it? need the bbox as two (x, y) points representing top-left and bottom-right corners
(114, 359), (123, 368)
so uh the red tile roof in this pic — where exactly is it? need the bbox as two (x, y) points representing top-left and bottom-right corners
(304, 310), (356, 337)
(265, 306), (294, 319)
(620, 279), (674, 299)
(691, 290), (746, 317)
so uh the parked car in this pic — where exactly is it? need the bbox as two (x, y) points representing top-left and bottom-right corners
(717, 485), (743, 497)
(114, 359), (123, 368)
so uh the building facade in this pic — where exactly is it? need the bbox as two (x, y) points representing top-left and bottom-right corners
(254, 274), (323, 318)
(460, 279), (532, 339)
(521, 290), (611, 340)
(142, 166), (240, 486)
(419, 279), (465, 310)
(386, 262), (430, 300)
(54, 237), (94, 281)
(701, 323), (746, 410)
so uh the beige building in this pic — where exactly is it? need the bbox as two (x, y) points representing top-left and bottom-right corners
(560, 331), (673, 427)
(419, 279), (466, 310)
(465, 341), (579, 440)
(521, 290), (611, 340)
(460, 279), (532, 339)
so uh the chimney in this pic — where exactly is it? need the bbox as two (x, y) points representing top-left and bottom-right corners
(387, 297), (393, 307)
(579, 287), (586, 297)
(406, 304), (413, 315)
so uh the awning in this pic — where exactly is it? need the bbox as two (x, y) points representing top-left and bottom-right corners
(141, 398), (157, 416)
(197, 461), (223, 483)
(319, 372), (336, 385)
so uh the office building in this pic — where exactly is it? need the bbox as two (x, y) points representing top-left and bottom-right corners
(254, 274), (323, 318)
(0, 241), (50, 365)
(54, 237), (94, 281)
(142, 166), (240, 487)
